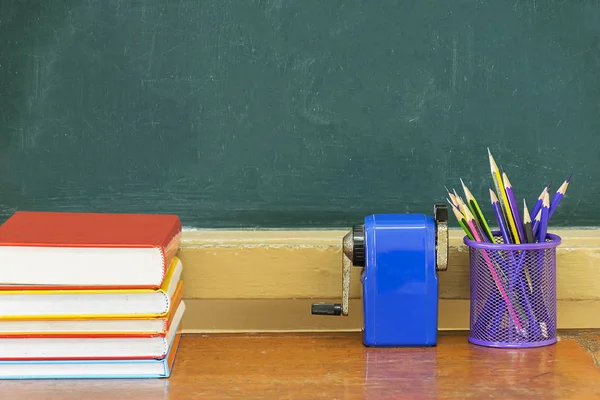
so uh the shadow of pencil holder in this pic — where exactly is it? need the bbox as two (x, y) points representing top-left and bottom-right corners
(464, 231), (561, 348)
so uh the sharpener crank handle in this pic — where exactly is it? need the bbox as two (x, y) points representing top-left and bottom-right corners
(311, 303), (342, 315)
(311, 229), (359, 316)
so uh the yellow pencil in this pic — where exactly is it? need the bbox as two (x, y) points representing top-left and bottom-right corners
(487, 148), (520, 244)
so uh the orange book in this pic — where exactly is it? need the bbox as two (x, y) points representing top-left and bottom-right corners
(0, 211), (181, 289)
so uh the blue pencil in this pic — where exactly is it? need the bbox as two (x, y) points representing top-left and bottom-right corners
(532, 208), (542, 238)
(489, 187), (511, 244)
(502, 172), (526, 243)
(549, 173), (572, 219)
(530, 182), (551, 221)
(537, 191), (550, 242)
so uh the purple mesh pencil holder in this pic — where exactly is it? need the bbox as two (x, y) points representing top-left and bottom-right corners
(465, 232), (561, 348)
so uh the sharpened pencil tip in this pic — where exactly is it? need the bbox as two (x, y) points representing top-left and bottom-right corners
(523, 199), (531, 224)
(462, 204), (475, 220)
(451, 204), (464, 222)
(487, 148), (499, 172)
(502, 171), (512, 188)
(566, 172), (573, 183)
(543, 191), (550, 207)
(459, 178), (468, 194)
(489, 187), (498, 203)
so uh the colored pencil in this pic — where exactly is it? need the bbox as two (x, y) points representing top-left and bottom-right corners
(538, 191), (550, 243)
(487, 149), (518, 243)
(532, 209), (542, 238)
(462, 205), (523, 332)
(461, 178), (494, 242)
(443, 149), (572, 340)
(523, 200), (535, 244)
(489, 188), (511, 245)
(530, 182), (551, 221)
(450, 201), (475, 241)
(459, 203), (487, 242)
(452, 190), (465, 210)
(453, 189), (465, 207)
(455, 191), (490, 243)
(447, 197), (458, 211)
(549, 173), (572, 219)
(445, 186), (458, 208)
(499, 173), (532, 291)
(520, 198), (536, 292)
(454, 193), (466, 213)
(448, 196), (463, 214)
(502, 172), (526, 244)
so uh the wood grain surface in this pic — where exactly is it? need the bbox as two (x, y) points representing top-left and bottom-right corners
(1, 330), (599, 399)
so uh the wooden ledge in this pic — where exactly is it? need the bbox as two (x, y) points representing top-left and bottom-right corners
(176, 228), (600, 332)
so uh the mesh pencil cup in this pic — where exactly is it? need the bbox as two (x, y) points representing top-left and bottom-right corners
(464, 232), (561, 348)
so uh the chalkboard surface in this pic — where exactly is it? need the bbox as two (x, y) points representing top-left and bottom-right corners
(1, 0), (598, 228)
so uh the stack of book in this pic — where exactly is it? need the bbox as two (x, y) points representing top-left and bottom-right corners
(0, 211), (184, 379)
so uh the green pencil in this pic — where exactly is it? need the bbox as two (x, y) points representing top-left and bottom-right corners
(450, 201), (475, 240)
(460, 178), (494, 242)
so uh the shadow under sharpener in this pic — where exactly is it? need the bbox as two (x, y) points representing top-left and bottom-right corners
(311, 204), (449, 347)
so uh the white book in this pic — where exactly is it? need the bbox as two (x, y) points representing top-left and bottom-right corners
(0, 300), (184, 336)
(0, 301), (185, 360)
(0, 322), (183, 379)
(0, 257), (182, 318)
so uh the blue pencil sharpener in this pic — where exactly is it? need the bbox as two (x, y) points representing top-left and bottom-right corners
(311, 203), (449, 347)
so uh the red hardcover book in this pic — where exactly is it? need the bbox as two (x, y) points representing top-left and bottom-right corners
(0, 211), (181, 289)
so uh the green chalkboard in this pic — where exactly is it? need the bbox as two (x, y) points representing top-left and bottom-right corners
(0, 0), (598, 228)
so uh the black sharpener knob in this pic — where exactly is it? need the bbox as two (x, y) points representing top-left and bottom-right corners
(311, 303), (342, 316)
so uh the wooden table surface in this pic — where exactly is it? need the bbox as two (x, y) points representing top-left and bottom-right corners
(0, 330), (599, 399)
